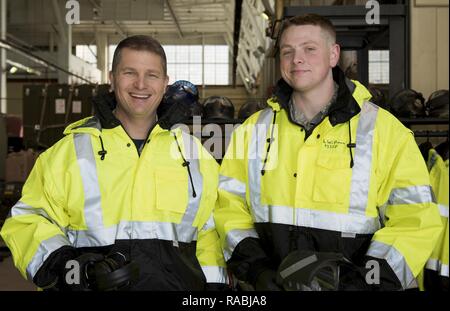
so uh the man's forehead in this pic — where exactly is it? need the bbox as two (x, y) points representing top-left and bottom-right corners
(280, 25), (328, 45)
(117, 49), (163, 67)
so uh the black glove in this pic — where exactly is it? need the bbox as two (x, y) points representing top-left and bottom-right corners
(33, 246), (80, 290)
(61, 252), (106, 291)
(338, 265), (372, 291)
(65, 252), (139, 291)
(254, 269), (282, 291)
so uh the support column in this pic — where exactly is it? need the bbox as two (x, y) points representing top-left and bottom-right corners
(0, 0), (7, 113)
(357, 48), (369, 87)
(96, 32), (108, 83)
(52, 0), (71, 83)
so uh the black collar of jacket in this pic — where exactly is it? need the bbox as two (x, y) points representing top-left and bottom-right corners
(272, 66), (361, 126)
(92, 91), (122, 129)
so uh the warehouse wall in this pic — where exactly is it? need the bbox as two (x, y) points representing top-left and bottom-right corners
(410, 0), (449, 99)
(6, 82), (24, 117)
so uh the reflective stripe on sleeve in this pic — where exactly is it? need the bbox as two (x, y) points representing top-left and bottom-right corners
(224, 228), (259, 261)
(26, 235), (71, 280)
(426, 258), (449, 277)
(366, 240), (417, 289)
(201, 266), (228, 284)
(219, 175), (246, 199)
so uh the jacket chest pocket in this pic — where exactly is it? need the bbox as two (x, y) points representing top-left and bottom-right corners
(154, 168), (189, 214)
(312, 151), (352, 204)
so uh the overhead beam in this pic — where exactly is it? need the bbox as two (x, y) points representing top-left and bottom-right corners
(165, 0), (184, 39)
(0, 39), (94, 84)
(112, 21), (127, 38)
(51, 0), (67, 43)
(173, 0), (230, 9)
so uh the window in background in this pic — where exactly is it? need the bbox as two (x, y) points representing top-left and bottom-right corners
(369, 50), (389, 84)
(164, 45), (229, 85)
(108, 44), (117, 71)
(75, 45), (97, 66)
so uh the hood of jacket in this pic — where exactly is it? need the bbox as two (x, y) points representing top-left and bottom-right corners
(268, 66), (372, 126)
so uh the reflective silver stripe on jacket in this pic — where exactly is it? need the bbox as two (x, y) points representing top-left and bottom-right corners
(26, 235), (71, 280)
(385, 185), (435, 206)
(176, 130), (203, 242)
(348, 101), (378, 215)
(201, 214), (216, 231)
(248, 108), (274, 217)
(426, 258), (449, 277)
(224, 228), (259, 261)
(438, 204), (449, 218)
(378, 185), (437, 224)
(67, 221), (202, 247)
(74, 133), (103, 229)
(201, 266), (228, 284)
(366, 240), (417, 289)
(9, 201), (54, 223)
(219, 175), (246, 199)
(253, 204), (380, 234)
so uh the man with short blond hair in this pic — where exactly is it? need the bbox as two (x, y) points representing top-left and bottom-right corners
(214, 14), (442, 291)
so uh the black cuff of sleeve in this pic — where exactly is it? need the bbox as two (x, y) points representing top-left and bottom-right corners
(33, 245), (79, 289)
(227, 237), (271, 286)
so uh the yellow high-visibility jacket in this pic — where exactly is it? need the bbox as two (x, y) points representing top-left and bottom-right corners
(214, 67), (442, 290)
(418, 149), (449, 290)
(0, 93), (226, 290)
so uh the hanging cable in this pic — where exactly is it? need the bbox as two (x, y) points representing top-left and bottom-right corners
(98, 136), (107, 160)
(261, 111), (277, 176)
(173, 134), (197, 198)
(347, 121), (356, 168)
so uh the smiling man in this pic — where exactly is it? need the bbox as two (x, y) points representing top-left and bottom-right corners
(1, 35), (228, 291)
(214, 14), (443, 291)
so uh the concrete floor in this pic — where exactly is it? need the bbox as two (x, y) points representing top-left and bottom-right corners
(0, 251), (36, 291)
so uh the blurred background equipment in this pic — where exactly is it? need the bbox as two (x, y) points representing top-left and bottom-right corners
(389, 88), (426, 118)
(22, 84), (109, 149)
(157, 80), (202, 122)
(425, 89), (449, 119)
(238, 100), (268, 120)
(367, 85), (389, 110)
(203, 96), (235, 120)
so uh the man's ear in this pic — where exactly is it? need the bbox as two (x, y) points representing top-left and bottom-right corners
(109, 71), (114, 90)
(330, 43), (340, 68)
(164, 75), (169, 89)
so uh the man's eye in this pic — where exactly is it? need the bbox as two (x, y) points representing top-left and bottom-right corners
(306, 47), (316, 51)
(282, 51), (292, 56)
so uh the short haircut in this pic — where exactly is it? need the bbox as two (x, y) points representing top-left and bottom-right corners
(279, 14), (336, 44)
(111, 35), (167, 75)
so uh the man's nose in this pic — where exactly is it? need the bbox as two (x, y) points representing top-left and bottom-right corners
(293, 50), (304, 64)
(134, 75), (147, 89)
